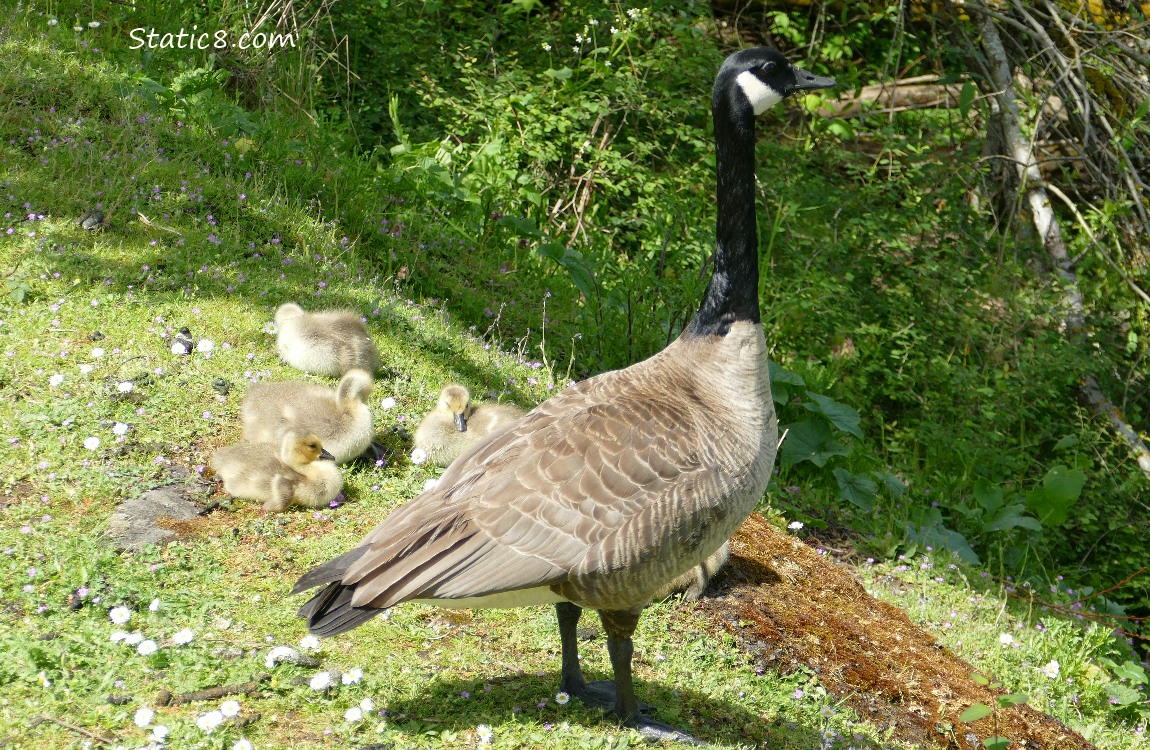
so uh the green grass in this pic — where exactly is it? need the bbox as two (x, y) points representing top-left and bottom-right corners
(1, 7), (1148, 750)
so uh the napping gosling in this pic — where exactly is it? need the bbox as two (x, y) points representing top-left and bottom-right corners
(414, 384), (525, 467)
(275, 302), (380, 377)
(241, 369), (374, 465)
(209, 432), (343, 512)
(652, 541), (730, 601)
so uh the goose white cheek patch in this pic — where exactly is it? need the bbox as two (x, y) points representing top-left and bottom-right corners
(736, 70), (784, 114)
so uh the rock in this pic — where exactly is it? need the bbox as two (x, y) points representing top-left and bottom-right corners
(105, 480), (206, 550)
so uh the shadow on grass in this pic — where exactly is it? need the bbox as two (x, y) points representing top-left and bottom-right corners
(374, 669), (825, 747)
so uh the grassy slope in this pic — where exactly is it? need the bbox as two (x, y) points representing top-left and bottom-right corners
(0, 15), (1146, 750)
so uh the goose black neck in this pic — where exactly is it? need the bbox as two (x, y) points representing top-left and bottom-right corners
(685, 82), (760, 338)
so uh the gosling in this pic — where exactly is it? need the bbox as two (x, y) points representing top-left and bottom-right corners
(241, 369), (375, 465)
(652, 541), (730, 601)
(414, 384), (525, 467)
(209, 432), (343, 512)
(274, 302), (380, 377)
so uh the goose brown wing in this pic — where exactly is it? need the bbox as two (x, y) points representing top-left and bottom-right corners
(323, 372), (712, 610)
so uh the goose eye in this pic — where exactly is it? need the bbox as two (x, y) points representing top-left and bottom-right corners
(759, 61), (776, 74)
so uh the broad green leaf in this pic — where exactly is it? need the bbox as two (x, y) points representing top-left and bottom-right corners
(972, 479), (1004, 515)
(833, 468), (877, 511)
(984, 737), (1011, 750)
(905, 513), (980, 565)
(958, 79), (976, 118)
(1026, 464), (1086, 527)
(778, 419), (849, 468)
(803, 391), (863, 437)
(997, 693), (1029, 707)
(768, 362), (805, 405)
(1052, 434), (1079, 451)
(543, 66), (573, 80)
(970, 673), (991, 686)
(1112, 660), (1148, 684)
(958, 703), (993, 723)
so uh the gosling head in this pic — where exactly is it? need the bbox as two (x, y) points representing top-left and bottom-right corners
(337, 368), (374, 405)
(282, 432), (336, 466)
(274, 302), (305, 327)
(438, 384), (472, 432)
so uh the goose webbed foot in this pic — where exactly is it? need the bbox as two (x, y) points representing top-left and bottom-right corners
(565, 678), (653, 715)
(623, 715), (703, 745)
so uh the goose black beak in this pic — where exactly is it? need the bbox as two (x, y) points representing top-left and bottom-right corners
(319, 447), (336, 462)
(454, 412), (468, 432)
(790, 67), (836, 92)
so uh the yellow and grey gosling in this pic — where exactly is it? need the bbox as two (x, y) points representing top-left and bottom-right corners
(274, 302), (380, 377)
(652, 541), (730, 601)
(293, 48), (834, 744)
(209, 432), (342, 512)
(413, 384), (525, 467)
(241, 369), (374, 465)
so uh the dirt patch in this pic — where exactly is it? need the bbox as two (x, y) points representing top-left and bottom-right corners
(105, 467), (215, 550)
(697, 513), (1095, 749)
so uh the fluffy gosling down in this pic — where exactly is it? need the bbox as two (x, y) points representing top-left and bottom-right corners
(241, 369), (375, 465)
(413, 384), (526, 467)
(209, 432), (343, 512)
(652, 541), (730, 601)
(274, 302), (381, 377)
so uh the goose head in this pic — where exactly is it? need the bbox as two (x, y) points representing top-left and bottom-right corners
(437, 384), (472, 432)
(720, 47), (836, 117)
(281, 432), (336, 466)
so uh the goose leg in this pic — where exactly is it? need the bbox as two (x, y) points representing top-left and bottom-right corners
(556, 602), (615, 708)
(599, 609), (701, 745)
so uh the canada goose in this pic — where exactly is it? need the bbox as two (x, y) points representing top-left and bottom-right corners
(413, 384), (526, 467)
(241, 369), (375, 465)
(292, 49), (833, 742)
(210, 432), (343, 512)
(652, 541), (730, 601)
(274, 302), (381, 377)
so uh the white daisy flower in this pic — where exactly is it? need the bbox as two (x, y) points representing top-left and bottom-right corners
(110, 606), (131, 624)
(232, 739), (253, 750)
(344, 706), (363, 722)
(149, 598), (160, 612)
(360, 697), (375, 712)
(49, 373), (64, 387)
(110, 630), (130, 642)
(171, 342), (188, 355)
(196, 709), (224, 733)
(88, 20), (100, 28)
(118, 381), (134, 393)
(265, 645), (299, 668)
(262, 321), (278, 335)
(151, 725), (169, 742)
(309, 671), (332, 690)
(91, 347), (105, 358)
(477, 724), (493, 743)
(299, 634), (320, 651)
(137, 639), (158, 656)
(998, 632), (1014, 646)
(788, 520), (804, 530)
(410, 447), (428, 465)
(125, 632), (144, 646)
(172, 628), (195, 645)
(196, 339), (214, 354)
(555, 691), (570, 706)
(134, 707), (155, 727)
(220, 700), (241, 717)
(79, 363), (94, 374)
(342, 668), (363, 685)
(1041, 659), (1060, 679)
(84, 436), (101, 451)
(380, 396), (397, 409)
(112, 422), (129, 436)
(48, 18), (58, 25)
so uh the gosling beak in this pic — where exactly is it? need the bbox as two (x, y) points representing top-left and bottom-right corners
(790, 67), (836, 92)
(454, 412), (468, 432)
(319, 447), (336, 462)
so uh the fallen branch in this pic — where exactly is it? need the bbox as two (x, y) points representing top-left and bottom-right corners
(33, 715), (116, 746)
(155, 672), (270, 707)
(819, 74), (967, 118)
